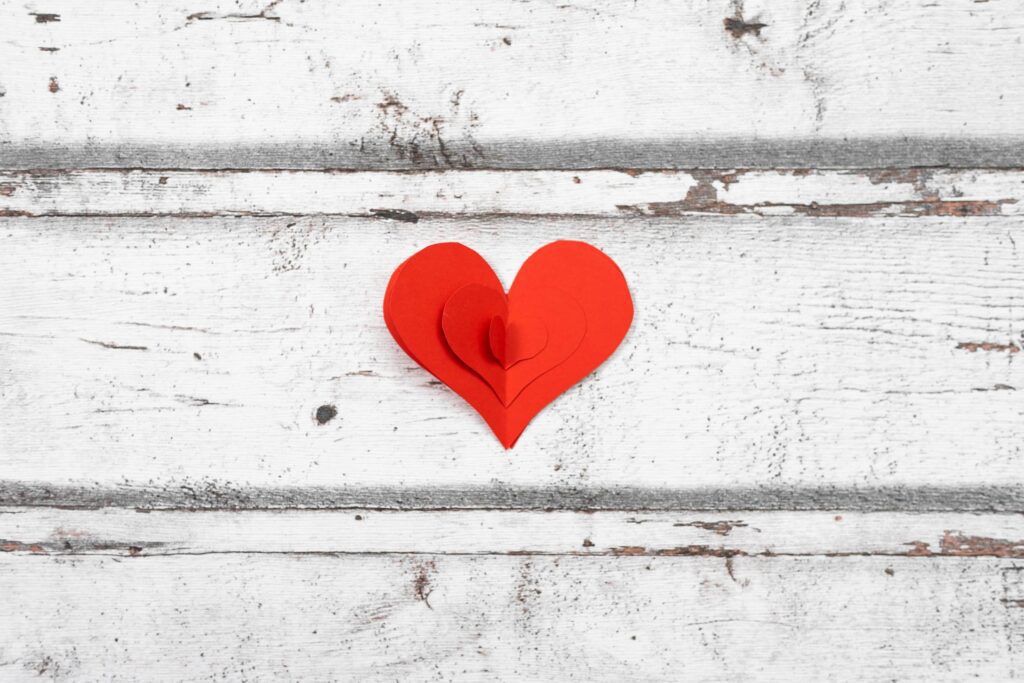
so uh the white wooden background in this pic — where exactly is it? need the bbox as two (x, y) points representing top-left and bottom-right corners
(2, 1), (1024, 680)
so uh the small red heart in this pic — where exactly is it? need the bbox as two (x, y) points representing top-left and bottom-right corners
(384, 241), (632, 448)
(442, 283), (586, 406)
(487, 311), (548, 370)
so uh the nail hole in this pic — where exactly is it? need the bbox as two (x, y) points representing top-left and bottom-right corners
(315, 404), (338, 425)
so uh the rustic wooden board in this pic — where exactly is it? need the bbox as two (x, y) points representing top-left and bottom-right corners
(1, 0), (1024, 168)
(2, 169), (1023, 217)
(2, 509), (1024, 557)
(3, 210), (1022, 505)
(4, 1), (1024, 677)
(1, 553), (1020, 680)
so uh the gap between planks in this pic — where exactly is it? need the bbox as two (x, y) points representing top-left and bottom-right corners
(1, 509), (1023, 558)
(5, 139), (1024, 171)
(2, 485), (1024, 513)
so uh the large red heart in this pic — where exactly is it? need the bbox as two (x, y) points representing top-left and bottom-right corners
(384, 241), (633, 448)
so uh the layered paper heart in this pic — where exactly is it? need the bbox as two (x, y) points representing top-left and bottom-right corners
(384, 241), (633, 448)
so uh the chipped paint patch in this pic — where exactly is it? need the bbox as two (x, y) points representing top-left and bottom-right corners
(957, 341), (1021, 354)
(673, 520), (748, 536)
(613, 545), (745, 557)
(0, 537), (159, 555)
(941, 532), (1024, 558)
(724, 16), (768, 39)
(412, 560), (436, 608)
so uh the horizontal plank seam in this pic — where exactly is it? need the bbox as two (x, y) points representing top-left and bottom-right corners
(0, 550), (1019, 559)
(3, 166), (1024, 173)
(2, 485), (1022, 512)
(6, 138), (1024, 169)
(5, 211), (1021, 220)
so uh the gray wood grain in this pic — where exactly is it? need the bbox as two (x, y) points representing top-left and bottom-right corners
(5, 138), (1024, 170)
(2, 482), (1022, 512)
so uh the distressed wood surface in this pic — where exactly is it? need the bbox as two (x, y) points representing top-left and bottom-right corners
(1, 169), (1023, 218)
(1, 554), (1021, 680)
(2, 212), (1022, 502)
(4, 1), (1024, 677)
(2, 0), (1024, 168)
(2, 509), (1024, 557)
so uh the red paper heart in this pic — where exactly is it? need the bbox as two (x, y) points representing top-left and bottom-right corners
(442, 283), (586, 406)
(384, 241), (632, 448)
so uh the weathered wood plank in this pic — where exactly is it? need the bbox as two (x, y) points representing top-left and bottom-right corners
(2, 509), (1023, 557)
(0, 554), (1019, 680)
(1, 169), (1022, 217)
(1, 0), (1024, 168)
(2, 215), (1022, 501)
